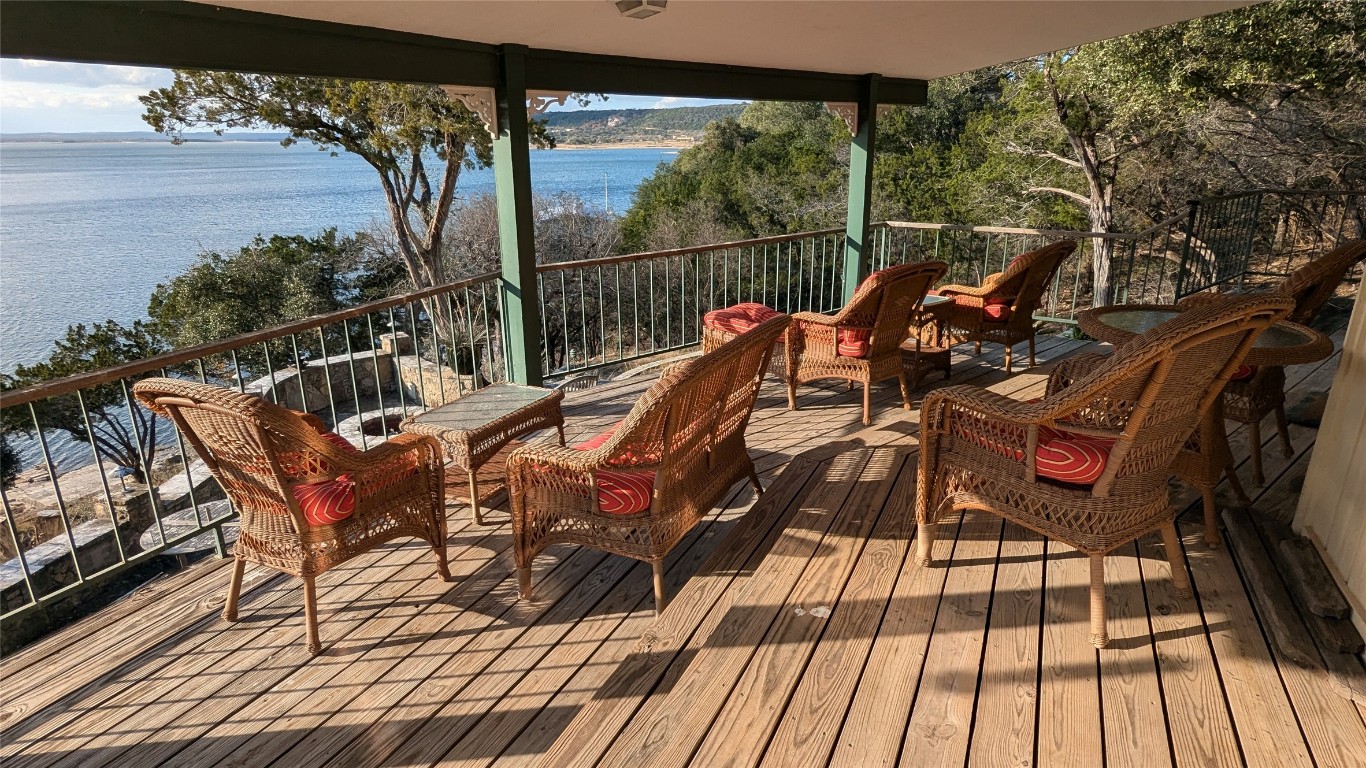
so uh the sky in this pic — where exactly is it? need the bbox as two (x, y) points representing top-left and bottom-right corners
(0, 60), (745, 134)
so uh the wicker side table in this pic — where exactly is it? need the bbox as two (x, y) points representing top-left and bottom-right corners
(401, 384), (565, 523)
(901, 294), (953, 388)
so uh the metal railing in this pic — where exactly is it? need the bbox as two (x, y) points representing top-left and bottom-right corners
(4, 188), (1357, 629)
(537, 228), (848, 376)
(0, 273), (503, 627)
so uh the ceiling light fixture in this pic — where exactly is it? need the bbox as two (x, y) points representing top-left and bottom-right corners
(615, 0), (666, 20)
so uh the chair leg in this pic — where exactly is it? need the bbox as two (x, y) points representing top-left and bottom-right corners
(1160, 523), (1193, 599)
(748, 468), (764, 495)
(897, 371), (912, 411)
(1089, 554), (1109, 649)
(518, 566), (533, 600)
(916, 522), (936, 566)
(652, 561), (668, 616)
(302, 575), (322, 656)
(787, 379), (798, 411)
(862, 382), (872, 426)
(222, 557), (246, 622)
(1274, 405), (1293, 458)
(974, 340), (982, 355)
(433, 539), (451, 581)
(1201, 486), (1222, 548)
(1004, 344), (1013, 374)
(1028, 334), (1036, 368)
(1248, 418), (1265, 487)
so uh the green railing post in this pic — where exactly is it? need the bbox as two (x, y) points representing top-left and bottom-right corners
(842, 74), (880, 304)
(1174, 199), (1199, 300)
(493, 44), (544, 385)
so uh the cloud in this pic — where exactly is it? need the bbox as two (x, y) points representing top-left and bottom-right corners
(0, 60), (172, 88)
(0, 82), (147, 111)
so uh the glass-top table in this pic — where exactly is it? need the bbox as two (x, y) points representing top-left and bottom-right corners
(1077, 304), (1332, 367)
(401, 384), (565, 523)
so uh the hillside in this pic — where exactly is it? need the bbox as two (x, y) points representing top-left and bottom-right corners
(543, 104), (747, 146)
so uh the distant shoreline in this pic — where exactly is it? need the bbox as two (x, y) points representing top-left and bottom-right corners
(1, 135), (689, 151)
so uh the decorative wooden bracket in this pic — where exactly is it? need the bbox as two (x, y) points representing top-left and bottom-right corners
(442, 85), (498, 138)
(825, 102), (896, 136)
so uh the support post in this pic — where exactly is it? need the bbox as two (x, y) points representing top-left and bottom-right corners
(493, 44), (543, 385)
(842, 73), (880, 304)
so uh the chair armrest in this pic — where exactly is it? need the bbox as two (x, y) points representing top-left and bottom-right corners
(344, 433), (444, 498)
(506, 443), (600, 503)
(790, 311), (838, 327)
(922, 384), (1049, 427)
(936, 272), (1006, 299)
(1045, 353), (1110, 397)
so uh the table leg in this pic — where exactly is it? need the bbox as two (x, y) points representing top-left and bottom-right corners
(467, 469), (483, 525)
(556, 423), (566, 446)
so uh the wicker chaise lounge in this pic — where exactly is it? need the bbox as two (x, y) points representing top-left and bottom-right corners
(932, 240), (1076, 373)
(134, 378), (450, 655)
(785, 260), (948, 425)
(507, 313), (790, 614)
(915, 295), (1292, 647)
(1184, 239), (1365, 485)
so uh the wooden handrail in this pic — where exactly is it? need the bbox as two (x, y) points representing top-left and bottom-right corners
(0, 271), (500, 409)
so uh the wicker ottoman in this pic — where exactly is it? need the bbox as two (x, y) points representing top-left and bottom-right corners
(702, 303), (787, 378)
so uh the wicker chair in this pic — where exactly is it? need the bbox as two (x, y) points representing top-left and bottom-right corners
(933, 240), (1076, 372)
(1182, 239), (1365, 485)
(507, 313), (789, 614)
(785, 261), (948, 425)
(915, 295), (1293, 648)
(133, 378), (449, 655)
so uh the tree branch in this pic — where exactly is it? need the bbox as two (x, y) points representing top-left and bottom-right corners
(1027, 186), (1091, 205)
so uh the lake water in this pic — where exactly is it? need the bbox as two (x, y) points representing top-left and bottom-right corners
(0, 141), (675, 373)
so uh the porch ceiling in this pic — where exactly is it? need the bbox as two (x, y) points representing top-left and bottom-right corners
(196, 0), (1253, 82)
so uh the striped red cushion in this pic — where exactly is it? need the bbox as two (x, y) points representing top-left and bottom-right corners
(595, 469), (656, 515)
(836, 327), (871, 358)
(318, 431), (358, 452)
(1034, 426), (1112, 485)
(958, 422), (1113, 486)
(292, 475), (356, 526)
(704, 303), (783, 335)
(982, 298), (1012, 321)
(1230, 364), (1256, 381)
(574, 422), (620, 451)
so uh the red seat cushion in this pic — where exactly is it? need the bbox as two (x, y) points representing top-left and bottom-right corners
(959, 422), (1113, 486)
(1231, 364), (1256, 381)
(704, 303), (783, 335)
(594, 469), (656, 515)
(318, 431), (358, 453)
(836, 327), (871, 358)
(982, 298), (1013, 321)
(571, 421), (658, 512)
(1034, 426), (1113, 485)
(292, 475), (356, 526)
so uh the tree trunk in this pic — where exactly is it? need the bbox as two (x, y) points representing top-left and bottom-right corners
(1089, 196), (1115, 307)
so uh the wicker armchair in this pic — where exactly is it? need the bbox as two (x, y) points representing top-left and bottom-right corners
(785, 261), (948, 425)
(915, 295), (1292, 647)
(1181, 239), (1365, 485)
(933, 240), (1076, 372)
(133, 378), (449, 655)
(507, 313), (790, 614)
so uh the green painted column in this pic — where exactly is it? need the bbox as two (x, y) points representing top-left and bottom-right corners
(842, 74), (880, 304)
(492, 44), (543, 385)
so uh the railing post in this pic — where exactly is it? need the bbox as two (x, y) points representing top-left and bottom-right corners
(1174, 199), (1199, 300)
(842, 74), (880, 304)
(493, 44), (544, 386)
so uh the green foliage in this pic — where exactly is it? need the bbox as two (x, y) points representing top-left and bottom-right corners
(1, 321), (168, 483)
(148, 230), (363, 350)
(0, 433), (18, 489)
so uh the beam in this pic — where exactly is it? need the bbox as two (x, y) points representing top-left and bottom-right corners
(843, 75), (881, 302)
(492, 45), (544, 386)
(0, 1), (928, 106)
(0, 1), (499, 86)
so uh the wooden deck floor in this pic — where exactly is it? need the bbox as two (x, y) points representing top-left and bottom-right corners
(2, 327), (1363, 768)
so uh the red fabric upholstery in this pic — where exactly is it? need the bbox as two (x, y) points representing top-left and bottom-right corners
(836, 328), (871, 358)
(572, 421), (658, 512)
(959, 422), (1113, 486)
(1034, 426), (1113, 485)
(319, 431), (358, 453)
(982, 298), (1013, 321)
(1231, 364), (1256, 381)
(593, 469), (656, 515)
(704, 303), (783, 335)
(292, 475), (356, 526)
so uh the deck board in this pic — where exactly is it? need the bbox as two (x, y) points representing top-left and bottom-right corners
(3, 333), (1360, 768)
